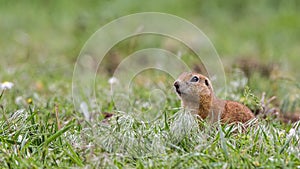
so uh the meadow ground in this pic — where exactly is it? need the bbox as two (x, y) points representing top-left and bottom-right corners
(0, 0), (299, 168)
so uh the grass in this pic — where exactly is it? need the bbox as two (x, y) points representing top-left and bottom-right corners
(0, 0), (300, 168)
(1, 101), (299, 168)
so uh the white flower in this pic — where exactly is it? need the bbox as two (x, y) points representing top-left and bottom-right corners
(15, 96), (24, 105)
(142, 102), (150, 108)
(0, 81), (14, 90)
(108, 77), (119, 85)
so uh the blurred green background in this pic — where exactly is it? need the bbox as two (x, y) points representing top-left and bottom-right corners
(0, 0), (299, 97)
(0, 1), (300, 168)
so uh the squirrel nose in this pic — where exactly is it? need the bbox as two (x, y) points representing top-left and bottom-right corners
(174, 81), (180, 89)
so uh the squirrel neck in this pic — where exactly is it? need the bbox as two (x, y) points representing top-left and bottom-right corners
(198, 93), (224, 120)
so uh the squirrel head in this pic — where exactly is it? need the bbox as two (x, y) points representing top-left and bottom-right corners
(174, 72), (213, 105)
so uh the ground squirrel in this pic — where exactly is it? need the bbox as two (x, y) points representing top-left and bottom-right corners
(174, 72), (255, 123)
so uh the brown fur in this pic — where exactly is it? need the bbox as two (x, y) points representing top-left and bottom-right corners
(221, 100), (254, 123)
(174, 72), (255, 123)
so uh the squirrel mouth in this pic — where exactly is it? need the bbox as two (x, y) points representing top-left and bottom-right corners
(176, 88), (182, 96)
(174, 81), (182, 96)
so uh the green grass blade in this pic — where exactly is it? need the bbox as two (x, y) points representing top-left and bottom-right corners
(41, 120), (75, 147)
(0, 90), (4, 101)
(219, 123), (229, 159)
(64, 142), (84, 167)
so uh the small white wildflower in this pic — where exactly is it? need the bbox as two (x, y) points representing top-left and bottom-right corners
(15, 96), (24, 105)
(142, 102), (150, 108)
(0, 81), (14, 90)
(108, 77), (119, 85)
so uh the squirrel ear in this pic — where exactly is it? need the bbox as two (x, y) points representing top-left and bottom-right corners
(205, 79), (209, 86)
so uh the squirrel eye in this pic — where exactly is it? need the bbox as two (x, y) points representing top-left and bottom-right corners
(190, 76), (199, 82)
